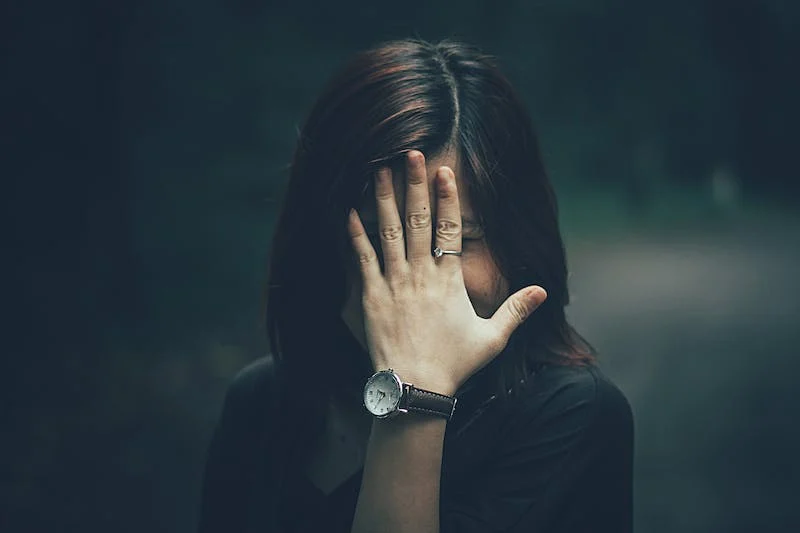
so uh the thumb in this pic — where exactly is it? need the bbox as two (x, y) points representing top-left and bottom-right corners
(490, 286), (548, 345)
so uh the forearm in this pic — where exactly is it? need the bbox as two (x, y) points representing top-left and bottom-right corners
(350, 414), (447, 533)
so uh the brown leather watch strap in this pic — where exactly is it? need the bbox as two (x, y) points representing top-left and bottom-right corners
(403, 384), (458, 420)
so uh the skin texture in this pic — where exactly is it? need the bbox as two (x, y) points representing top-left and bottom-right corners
(345, 149), (547, 533)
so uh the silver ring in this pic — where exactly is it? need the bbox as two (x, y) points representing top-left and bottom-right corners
(432, 246), (463, 258)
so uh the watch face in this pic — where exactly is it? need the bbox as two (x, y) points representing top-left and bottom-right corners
(363, 370), (402, 417)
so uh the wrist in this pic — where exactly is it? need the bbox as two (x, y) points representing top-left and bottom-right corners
(373, 365), (457, 396)
(363, 368), (458, 421)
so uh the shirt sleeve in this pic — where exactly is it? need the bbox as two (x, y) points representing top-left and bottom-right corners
(440, 366), (634, 533)
(197, 357), (279, 533)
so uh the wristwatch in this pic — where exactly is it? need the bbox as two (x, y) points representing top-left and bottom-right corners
(362, 369), (457, 420)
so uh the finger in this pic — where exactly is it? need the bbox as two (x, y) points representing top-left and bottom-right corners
(433, 166), (462, 269)
(348, 208), (382, 285)
(490, 286), (548, 348)
(374, 166), (406, 275)
(404, 150), (433, 264)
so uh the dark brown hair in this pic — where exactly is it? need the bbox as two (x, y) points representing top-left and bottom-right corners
(264, 38), (594, 444)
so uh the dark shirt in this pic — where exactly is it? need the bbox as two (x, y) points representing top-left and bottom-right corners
(198, 346), (634, 532)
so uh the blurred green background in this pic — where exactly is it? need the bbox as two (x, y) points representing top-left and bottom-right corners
(4, 1), (799, 532)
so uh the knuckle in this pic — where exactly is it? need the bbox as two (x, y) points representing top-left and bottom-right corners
(375, 188), (394, 201)
(408, 173), (426, 185)
(348, 223), (365, 240)
(389, 277), (412, 295)
(357, 250), (377, 265)
(438, 178), (456, 198)
(380, 224), (403, 242)
(436, 218), (461, 240)
(362, 290), (381, 310)
(510, 298), (529, 323)
(406, 212), (431, 230)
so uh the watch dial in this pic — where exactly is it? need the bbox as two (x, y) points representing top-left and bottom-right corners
(364, 372), (401, 416)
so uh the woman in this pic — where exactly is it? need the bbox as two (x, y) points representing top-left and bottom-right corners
(198, 38), (633, 533)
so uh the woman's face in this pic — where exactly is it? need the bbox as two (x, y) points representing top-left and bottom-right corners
(340, 146), (510, 352)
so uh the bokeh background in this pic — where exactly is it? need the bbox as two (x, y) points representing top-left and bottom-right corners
(4, 1), (799, 532)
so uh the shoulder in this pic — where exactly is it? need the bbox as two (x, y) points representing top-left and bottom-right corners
(227, 354), (280, 396)
(199, 355), (282, 530)
(510, 364), (633, 443)
(219, 354), (282, 421)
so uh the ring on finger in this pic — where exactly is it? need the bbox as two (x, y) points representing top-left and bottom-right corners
(432, 246), (463, 258)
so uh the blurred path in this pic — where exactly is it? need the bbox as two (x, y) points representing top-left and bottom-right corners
(564, 216), (800, 533)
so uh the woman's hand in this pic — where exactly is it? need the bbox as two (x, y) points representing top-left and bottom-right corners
(348, 150), (547, 396)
